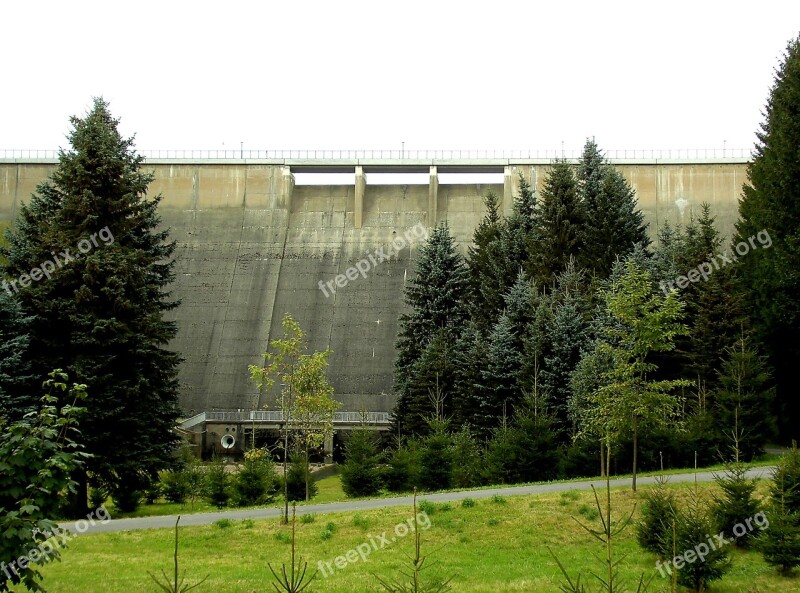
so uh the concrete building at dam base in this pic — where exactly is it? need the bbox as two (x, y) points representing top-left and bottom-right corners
(0, 151), (750, 456)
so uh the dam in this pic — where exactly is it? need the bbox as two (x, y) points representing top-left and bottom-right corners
(0, 149), (750, 452)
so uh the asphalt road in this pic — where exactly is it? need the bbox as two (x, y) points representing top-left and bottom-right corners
(59, 466), (775, 536)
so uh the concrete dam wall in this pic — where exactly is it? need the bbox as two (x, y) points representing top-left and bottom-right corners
(0, 158), (749, 416)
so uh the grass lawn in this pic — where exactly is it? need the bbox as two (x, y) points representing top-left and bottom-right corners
(19, 479), (796, 592)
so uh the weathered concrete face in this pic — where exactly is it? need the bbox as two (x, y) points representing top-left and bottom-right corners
(0, 160), (749, 416)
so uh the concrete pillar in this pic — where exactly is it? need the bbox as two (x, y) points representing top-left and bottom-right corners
(503, 166), (514, 216)
(324, 431), (334, 464)
(280, 166), (295, 210)
(355, 166), (366, 228)
(428, 166), (438, 225)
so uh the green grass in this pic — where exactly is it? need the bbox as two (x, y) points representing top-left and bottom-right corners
(18, 480), (795, 593)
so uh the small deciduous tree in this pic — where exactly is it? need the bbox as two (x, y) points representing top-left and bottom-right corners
(0, 370), (89, 593)
(586, 259), (689, 491)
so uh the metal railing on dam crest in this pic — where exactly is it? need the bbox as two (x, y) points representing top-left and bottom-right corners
(0, 147), (751, 162)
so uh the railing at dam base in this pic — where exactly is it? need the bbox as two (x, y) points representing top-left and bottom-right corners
(179, 410), (391, 431)
(0, 147), (751, 162)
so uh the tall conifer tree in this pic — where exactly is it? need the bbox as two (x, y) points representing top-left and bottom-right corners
(0, 98), (181, 511)
(733, 36), (800, 438)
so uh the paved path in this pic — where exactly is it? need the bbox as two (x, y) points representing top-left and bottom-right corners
(61, 467), (774, 535)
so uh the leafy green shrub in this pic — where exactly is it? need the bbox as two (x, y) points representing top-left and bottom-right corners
(162, 470), (189, 504)
(320, 522), (336, 541)
(352, 514), (370, 530)
(417, 499), (436, 515)
(491, 495), (506, 505)
(90, 484), (110, 508)
(300, 513), (316, 524)
(112, 484), (144, 513)
(213, 519), (232, 529)
(274, 530), (291, 544)
(578, 504), (599, 521)
(461, 498), (476, 508)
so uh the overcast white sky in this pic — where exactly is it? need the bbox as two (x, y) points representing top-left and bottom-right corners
(2, 1), (799, 154)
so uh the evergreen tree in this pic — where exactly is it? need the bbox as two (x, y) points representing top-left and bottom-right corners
(449, 426), (483, 488)
(673, 488), (731, 591)
(418, 420), (454, 491)
(496, 174), (538, 285)
(483, 395), (560, 484)
(475, 314), (521, 433)
(760, 446), (800, 574)
(0, 291), (35, 417)
(578, 139), (649, 277)
(393, 222), (469, 435)
(449, 321), (486, 430)
(540, 294), (588, 441)
(0, 98), (181, 512)
(205, 456), (231, 509)
(711, 461), (761, 549)
(340, 426), (384, 497)
(467, 190), (506, 331)
(733, 36), (800, 439)
(636, 475), (677, 559)
(714, 334), (776, 459)
(533, 159), (585, 285)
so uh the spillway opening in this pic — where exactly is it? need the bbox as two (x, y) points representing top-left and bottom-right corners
(439, 173), (503, 185)
(293, 172), (504, 185)
(294, 172), (355, 185)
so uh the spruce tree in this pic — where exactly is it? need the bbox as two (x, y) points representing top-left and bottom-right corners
(713, 335), (776, 459)
(541, 296), (588, 442)
(393, 222), (469, 435)
(733, 36), (800, 439)
(533, 159), (585, 285)
(578, 139), (649, 277)
(449, 321), (486, 430)
(340, 426), (384, 497)
(0, 98), (181, 512)
(495, 174), (538, 285)
(0, 291), (35, 417)
(467, 190), (506, 332)
(475, 314), (521, 433)
(760, 446), (800, 574)
(673, 488), (731, 591)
